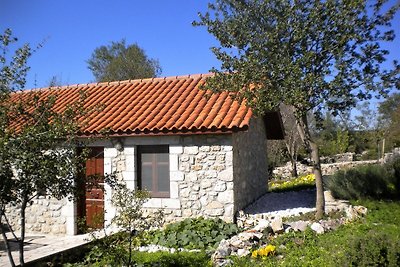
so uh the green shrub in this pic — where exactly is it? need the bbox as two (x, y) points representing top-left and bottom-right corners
(340, 230), (400, 267)
(386, 156), (400, 198)
(147, 217), (239, 250)
(326, 164), (396, 200)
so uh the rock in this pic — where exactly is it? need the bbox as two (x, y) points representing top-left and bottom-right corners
(354, 205), (368, 215)
(239, 230), (263, 241)
(214, 181), (227, 192)
(217, 191), (234, 204)
(253, 219), (270, 232)
(237, 248), (250, 257)
(319, 219), (341, 231)
(345, 205), (367, 221)
(310, 222), (324, 234)
(213, 240), (231, 259)
(324, 190), (336, 202)
(206, 201), (224, 209)
(289, 220), (309, 232)
(271, 216), (284, 233)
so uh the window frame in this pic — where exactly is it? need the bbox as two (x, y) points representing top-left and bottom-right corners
(137, 145), (170, 198)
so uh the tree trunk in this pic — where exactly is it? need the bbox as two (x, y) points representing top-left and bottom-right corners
(19, 198), (27, 266)
(296, 114), (325, 220)
(290, 157), (298, 177)
(0, 211), (16, 267)
(285, 140), (299, 178)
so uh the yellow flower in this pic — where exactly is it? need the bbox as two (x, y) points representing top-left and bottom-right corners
(251, 245), (276, 258)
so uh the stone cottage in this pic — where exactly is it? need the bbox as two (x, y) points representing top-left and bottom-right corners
(6, 74), (284, 235)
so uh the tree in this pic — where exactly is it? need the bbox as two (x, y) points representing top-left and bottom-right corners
(195, 0), (400, 219)
(47, 75), (63, 87)
(316, 112), (350, 157)
(87, 39), (162, 82)
(379, 93), (400, 148)
(0, 29), (88, 267)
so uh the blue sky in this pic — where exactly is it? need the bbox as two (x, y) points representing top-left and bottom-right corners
(1, 0), (399, 91)
(1, 0), (220, 88)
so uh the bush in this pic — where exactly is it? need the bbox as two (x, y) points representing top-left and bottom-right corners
(386, 156), (400, 198)
(326, 164), (396, 200)
(147, 217), (239, 250)
(340, 230), (400, 267)
(269, 174), (315, 192)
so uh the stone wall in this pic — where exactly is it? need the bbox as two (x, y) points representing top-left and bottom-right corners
(5, 196), (69, 235)
(176, 135), (234, 222)
(102, 135), (236, 223)
(232, 117), (268, 214)
(4, 128), (269, 235)
(272, 160), (377, 179)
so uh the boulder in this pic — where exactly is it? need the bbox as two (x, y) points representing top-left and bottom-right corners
(310, 222), (324, 234)
(289, 220), (309, 232)
(271, 216), (284, 233)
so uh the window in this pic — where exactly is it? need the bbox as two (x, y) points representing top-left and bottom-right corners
(137, 145), (170, 198)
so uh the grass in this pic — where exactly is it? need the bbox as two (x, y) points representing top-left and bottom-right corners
(232, 200), (400, 267)
(63, 166), (400, 266)
(64, 250), (211, 267)
(64, 200), (399, 267)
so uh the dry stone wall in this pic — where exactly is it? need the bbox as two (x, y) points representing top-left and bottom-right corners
(5, 196), (67, 235)
(272, 160), (377, 179)
(173, 135), (235, 222)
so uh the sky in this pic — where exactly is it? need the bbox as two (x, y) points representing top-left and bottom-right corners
(1, 0), (221, 89)
(1, 0), (399, 93)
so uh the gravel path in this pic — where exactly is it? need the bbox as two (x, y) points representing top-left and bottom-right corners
(243, 189), (316, 218)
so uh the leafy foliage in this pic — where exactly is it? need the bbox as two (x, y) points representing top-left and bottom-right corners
(0, 29), (89, 267)
(195, 0), (400, 119)
(111, 183), (162, 232)
(326, 162), (400, 200)
(378, 93), (400, 148)
(147, 217), (239, 250)
(87, 39), (161, 82)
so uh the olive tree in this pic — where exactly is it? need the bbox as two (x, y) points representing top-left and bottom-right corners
(195, 0), (400, 218)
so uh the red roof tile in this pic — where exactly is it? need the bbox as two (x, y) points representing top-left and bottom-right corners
(11, 74), (257, 136)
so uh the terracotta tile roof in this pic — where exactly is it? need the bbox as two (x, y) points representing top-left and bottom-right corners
(12, 74), (257, 137)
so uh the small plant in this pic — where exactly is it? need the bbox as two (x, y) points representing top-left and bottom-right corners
(147, 217), (240, 250)
(83, 181), (163, 267)
(251, 244), (276, 259)
(269, 174), (315, 192)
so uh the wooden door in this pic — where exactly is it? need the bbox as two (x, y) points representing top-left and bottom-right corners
(78, 147), (104, 230)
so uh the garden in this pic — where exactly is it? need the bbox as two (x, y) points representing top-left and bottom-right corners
(58, 157), (400, 267)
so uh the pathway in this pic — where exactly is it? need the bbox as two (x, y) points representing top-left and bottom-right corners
(0, 232), (93, 266)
